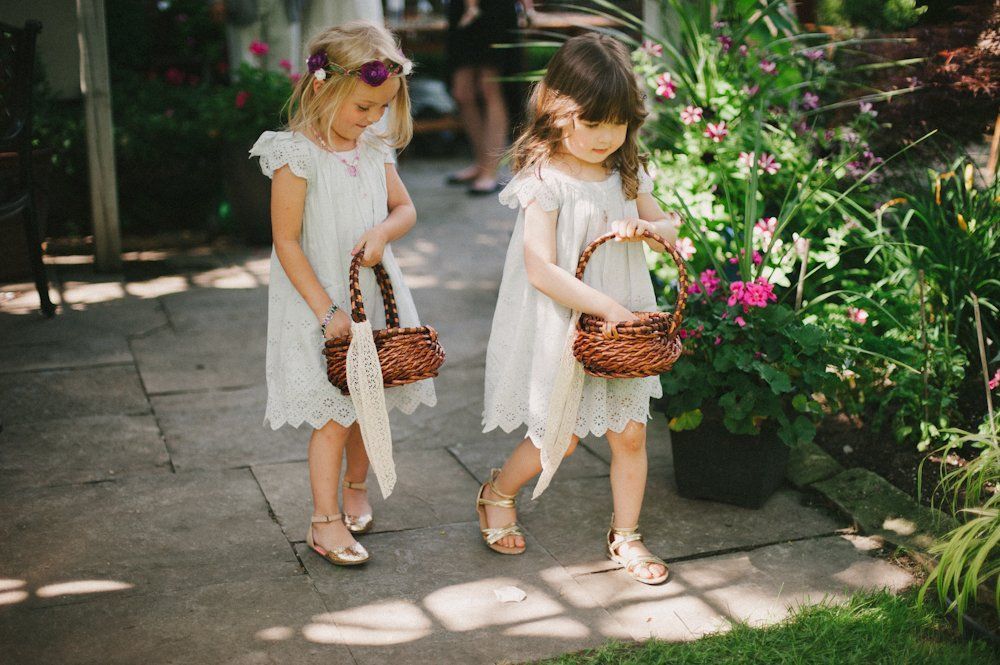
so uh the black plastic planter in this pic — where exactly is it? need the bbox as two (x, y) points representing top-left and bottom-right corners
(670, 423), (790, 509)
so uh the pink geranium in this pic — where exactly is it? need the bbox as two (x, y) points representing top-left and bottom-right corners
(249, 40), (269, 56)
(279, 58), (292, 72)
(235, 90), (251, 109)
(757, 153), (781, 175)
(703, 121), (728, 142)
(680, 105), (703, 125)
(754, 216), (778, 242)
(640, 40), (663, 57)
(989, 368), (1000, 391)
(734, 315), (747, 327)
(847, 307), (869, 324)
(655, 73), (677, 99)
(727, 278), (778, 312)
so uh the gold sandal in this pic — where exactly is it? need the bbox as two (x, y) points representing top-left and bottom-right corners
(342, 479), (374, 534)
(306, 513), (369, 566)
(606, 516), (668, 585)
(476, 468), (526, 555)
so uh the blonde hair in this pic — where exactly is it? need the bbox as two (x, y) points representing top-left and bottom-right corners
(509, 33), (649, 199)
(286, 20), (413, 150)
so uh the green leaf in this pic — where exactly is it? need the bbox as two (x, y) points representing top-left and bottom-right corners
(669, 408), (704, 432)
(792, 393), (810, 412)
(760, 365), (794, 394)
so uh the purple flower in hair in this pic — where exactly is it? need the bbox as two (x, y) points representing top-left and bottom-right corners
(307, 51), (328, 74)
(358, 60), (390, 86)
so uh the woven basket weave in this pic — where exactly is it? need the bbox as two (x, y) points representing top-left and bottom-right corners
(324, 253), (445, 395)
(572, 230), (688, 378)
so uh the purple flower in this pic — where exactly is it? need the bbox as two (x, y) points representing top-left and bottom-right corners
(759, 59), (777, 75)
(802, 92), (819, 110)
(803, 49), (824, 61)
(358, 60), (390, 86)
(859, 101), (878, 117)
(717, 35), (733, 53)
(793, 119), (808, 135)
(307, 51), (328, 74)
(824, 129), (835, 141)
(738, 44), (749, 57)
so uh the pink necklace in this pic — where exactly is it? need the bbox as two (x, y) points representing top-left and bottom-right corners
(314, 132), (360, 177)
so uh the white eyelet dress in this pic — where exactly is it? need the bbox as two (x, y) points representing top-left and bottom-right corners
(482, 164), (662, 495)
(250, 130), (437, 436)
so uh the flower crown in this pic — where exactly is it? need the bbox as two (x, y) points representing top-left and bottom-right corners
(307, 52), (412, 87)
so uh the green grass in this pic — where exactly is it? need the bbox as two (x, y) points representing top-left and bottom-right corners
(532, 590), (994, 665)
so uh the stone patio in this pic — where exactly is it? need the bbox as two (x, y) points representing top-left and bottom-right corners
(0, 158), (914, 664)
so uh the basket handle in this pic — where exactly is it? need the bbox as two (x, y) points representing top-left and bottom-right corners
(348, 251), (401, 327)
(574, 230), (689, 335)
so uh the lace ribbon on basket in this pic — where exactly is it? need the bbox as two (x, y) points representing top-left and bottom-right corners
(346, 318), (396, 498)
(533, 312), (585, 499)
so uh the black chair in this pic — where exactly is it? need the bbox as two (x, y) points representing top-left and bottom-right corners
(0, 20), (54, 317)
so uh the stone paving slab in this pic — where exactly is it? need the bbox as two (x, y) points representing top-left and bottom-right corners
(570, 534), (915, 642)
(0, 365), (150, 425)
(517, 474), (846, 576)
(151, 385), (305, 471)
(0, 334), (133, 374)
(0, 293), (167, 339)
(0, 414), (171, 487)
(159, 287), (267, 333)
(253, 447), (481, 540)
(0, 468), (300, 606)
(131, 325), (264, 395)
(0, 575), (347, 665)
(296, 521), (628, 664)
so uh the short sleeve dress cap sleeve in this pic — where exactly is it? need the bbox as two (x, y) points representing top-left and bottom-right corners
(637, 165), (654, 194)
(498, 170), (560, 212)
(249, 131), (314, 181)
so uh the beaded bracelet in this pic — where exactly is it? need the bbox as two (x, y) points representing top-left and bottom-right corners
(320, 303), (340, 337)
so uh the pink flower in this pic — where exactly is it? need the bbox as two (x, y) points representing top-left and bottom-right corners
(717, 35), (733, 53)
(680, 105), (703, 125)
(235, 90), (251, 109)
(290, 73), (302, 83)
(759, 59), (777, 75)
(655, 73), (677, 99)
(754, 216), (778, 243)
(279, 58), (292, 71)
(676, 236), (696, 260)
(164, 67), (185, 86)
(989, 368), (1000, 391)
(640, 40), (663, 57)
(743, 84), (759, 97)
(753, 251), (763, 265)
(757, 153), (781, 175)
(714, 336), (723, 346)
(859, 101), (878, 117)
(804, 49), (825, 61)
(727, 278), (778, 312)
(735, 316), (747, 327)
(737, 151), (756, 169)
(802, 92), (819, 110)
(738, 44), (749, 57)
(847, 307), (869, 324)
(249, 40), (270, 56)
(703, 121), (728, 142)
(699, 269), (720, 296)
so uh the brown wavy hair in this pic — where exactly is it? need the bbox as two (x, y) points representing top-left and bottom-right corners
(508, 32), (648, 199)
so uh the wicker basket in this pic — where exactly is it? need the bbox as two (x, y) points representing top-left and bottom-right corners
(324, 253), (445, 394)
(572, 230), (688, 378)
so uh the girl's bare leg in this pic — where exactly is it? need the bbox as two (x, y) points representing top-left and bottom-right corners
(483, 435), (579, 549)
(308, 420), (359, 550)
(342, 424), (372, 519)
(606, 421), (665, 580)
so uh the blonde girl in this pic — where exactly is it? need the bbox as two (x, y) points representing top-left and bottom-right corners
(478, 33), (681, 585)
(250, 21), (435, 567)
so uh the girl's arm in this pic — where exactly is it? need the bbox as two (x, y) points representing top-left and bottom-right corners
(523, 202), (636, 323)
(633, 192), (682, 252)
(351, 163), (417, 267)
(271, 166), (351, 337)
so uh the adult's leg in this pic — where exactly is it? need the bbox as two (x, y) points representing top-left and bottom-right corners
(470, 65), (509, 191)
(450, 66), (485, 182)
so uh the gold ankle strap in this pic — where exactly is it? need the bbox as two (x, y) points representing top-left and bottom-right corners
(487, 469), (517, 501)
(342, 480), (367, 491)
(311, 513), (342, 524)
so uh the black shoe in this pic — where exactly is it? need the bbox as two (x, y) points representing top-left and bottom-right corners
(446, 171), (479, 185)
(467, 181), (502, 196)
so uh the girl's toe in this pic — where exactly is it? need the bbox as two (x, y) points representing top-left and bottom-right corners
(515, 535), (525, 548)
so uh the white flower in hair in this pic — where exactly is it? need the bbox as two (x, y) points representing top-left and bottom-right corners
(401, 61), (413, 76)
(314, 69), (327, 81)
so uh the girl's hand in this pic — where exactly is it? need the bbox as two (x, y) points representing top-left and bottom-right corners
(351, 227), (388, 267)
(323, 309), (352, 339)
(610, 218), (655, 241)
(602, 301), (638, 323)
